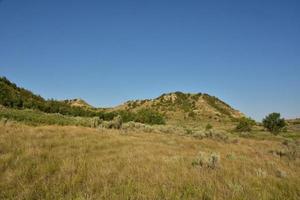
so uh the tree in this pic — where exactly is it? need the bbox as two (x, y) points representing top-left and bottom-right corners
(262, 113), (286, 134)
(235, 117), (256, 132)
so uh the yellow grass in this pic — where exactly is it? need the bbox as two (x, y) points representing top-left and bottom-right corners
(0, 123), (299, 200)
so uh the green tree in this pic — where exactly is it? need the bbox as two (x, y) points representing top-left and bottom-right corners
(262, 113), (286, 134)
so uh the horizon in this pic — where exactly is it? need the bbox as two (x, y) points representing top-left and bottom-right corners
(1, 0), (300, 121)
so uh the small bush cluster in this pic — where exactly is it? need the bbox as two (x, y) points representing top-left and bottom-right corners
(256, 168), (267, 178)
(276, 169), (287, 178)
(122, 122), (186, 135)
(192, 151), (221, 169)
(205, 123), (213, 131)
(235, 117), (256, 132)
(99, 115), (123, 129)
(134, 109), (165, 125)
(269, 144), (299, 160)
(90, 117), (101, 128)
(99, 109), (165, 126)
(0, 107), (92, 126)
(204, 131), (229, 142)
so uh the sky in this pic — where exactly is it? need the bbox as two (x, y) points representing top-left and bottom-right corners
(0, 0), (299, 120)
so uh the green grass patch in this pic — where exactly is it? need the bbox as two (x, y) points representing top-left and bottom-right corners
(0, 107), (91, 126)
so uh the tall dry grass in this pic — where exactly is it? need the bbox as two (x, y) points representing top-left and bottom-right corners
(0, 123), (299, 199)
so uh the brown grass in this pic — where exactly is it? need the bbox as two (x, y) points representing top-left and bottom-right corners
(0, 123), (299, 200)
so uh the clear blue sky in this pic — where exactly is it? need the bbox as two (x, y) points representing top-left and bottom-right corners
(0, 0), (299, 120)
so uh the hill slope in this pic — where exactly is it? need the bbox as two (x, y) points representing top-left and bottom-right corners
(0, 77), (100, 117)
(64, 98), (94, 108)
(111, 92), (244, 123)
(1, 77), (245, 124)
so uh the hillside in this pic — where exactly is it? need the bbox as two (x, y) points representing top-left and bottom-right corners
(0, 77), (100, 117)
(64, 98), (94, 108)
(1, 77), (245, 125)
(111, 92), (244, 123)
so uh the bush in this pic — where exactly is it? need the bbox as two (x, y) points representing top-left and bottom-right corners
(262, 113), (286, 134)
(235, 117), (256, 132)
(192, 151), (220, 169)
(90, 117), (101, 128)
(0, 107), (92, 126)
(135, 109), (165, 125)
(112, 115), (123, 129)
(101, 115), (123, 129)
(205, 123), (213, 131)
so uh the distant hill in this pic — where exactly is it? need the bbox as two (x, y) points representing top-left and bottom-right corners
(287, 118), (300, 131)
(64, 98), (94, 108)
(0, 76), (100, 117)
(110, 92), (244, 123)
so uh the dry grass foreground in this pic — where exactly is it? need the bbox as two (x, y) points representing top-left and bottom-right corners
(0, 124), (299, 200)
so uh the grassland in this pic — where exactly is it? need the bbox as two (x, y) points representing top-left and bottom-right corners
(0, 122), (299, 200)
(0, 106), (92, 127)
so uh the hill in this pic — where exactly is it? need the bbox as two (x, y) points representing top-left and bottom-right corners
(64, 98), (94, 108)
(0, 77), (100, 117)
(0, 76), (245, 125)
(111, 92), (244, 124)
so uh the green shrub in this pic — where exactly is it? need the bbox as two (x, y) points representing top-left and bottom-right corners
(205, 123), (213, 131)
(99, 109), (165, 126)
(135, 109), (165, 125)
(188, 111), (196, 118)
(235, 117), (256, 132)
(0, 107), (91, 126)
(262, 113), (286, 134)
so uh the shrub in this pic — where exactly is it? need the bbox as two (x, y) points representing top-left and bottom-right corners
(185, 128), (193, 135)
(235, 117), (256, 132)
(256, 168), (267, 178)
(205, 123), (213, 131)
(276, 169), (287, 178)
(135, 109), (165, 125)
(192, 151), (221, 169)
(0, 107), (92, 126)
(112, 115), (122, 129)
(90, 117), (101, 128)
(101, 115), (123, 129)
(188, 111), (196, 118)
(262, 113), (286, 134)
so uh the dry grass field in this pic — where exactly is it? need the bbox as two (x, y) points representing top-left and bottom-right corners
(0, 123), (299, 200)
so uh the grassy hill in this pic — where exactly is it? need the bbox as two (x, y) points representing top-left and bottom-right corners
(64, 98), (94, 108)
(111, 92), (244, 125)
(0, 77), (101, 117)
(0, 77), (245, 127)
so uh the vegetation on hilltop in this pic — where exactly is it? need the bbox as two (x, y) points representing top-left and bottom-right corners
(0, 76), (100, 117)
(1, 76), (245, 126)
(113, 91), (244, 125)
(0, 77), (165, 124)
